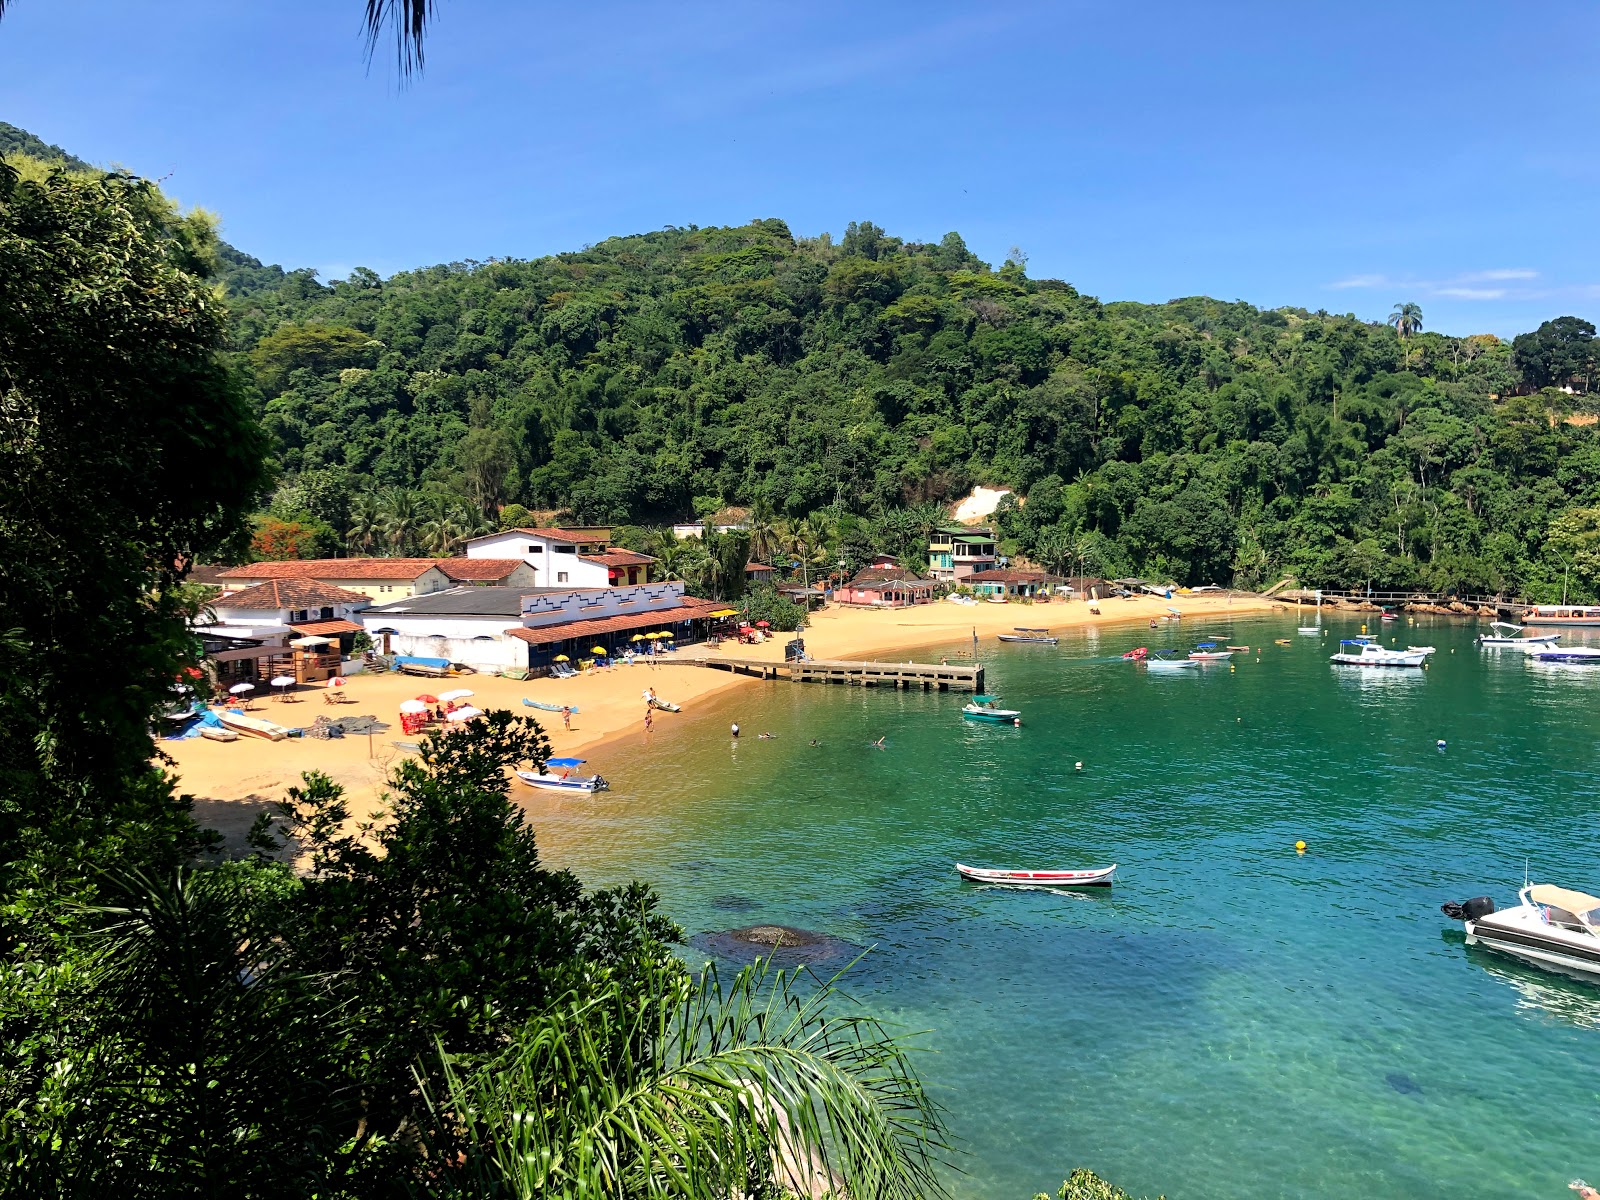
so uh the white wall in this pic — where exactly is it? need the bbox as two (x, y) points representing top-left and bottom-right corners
(360, 611), (525, 673)
(463, 531), (609, 587)
(519, 581), (686, 628)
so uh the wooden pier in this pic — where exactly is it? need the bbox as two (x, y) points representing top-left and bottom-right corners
(660, 655), (984, 692)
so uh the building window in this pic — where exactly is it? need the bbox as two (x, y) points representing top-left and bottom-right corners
(319, 607), (333, 620)
(291, 610), (307, 623)
(528, 545), (541, 554)
(557, 571), (569, 583)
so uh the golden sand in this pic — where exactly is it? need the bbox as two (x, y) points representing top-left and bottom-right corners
(169, 592), (1278, 843)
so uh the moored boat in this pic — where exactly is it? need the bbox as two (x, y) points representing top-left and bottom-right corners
(1477, 621), (1560, 648)
(956, 862), (1116, 888)
(1443, 885), (1600, 982)
(1188, 642), (1233, 662)
(216, 709), (290, 741)
(998, 628), (1059, 645)
(962, 695), (1022, 725)
(1522, 605), (1600, 627)
(1145, 649), (1200, 672)
(1329, 637), (1427, 668)
(516, 756), (609, 792)
(1529, 646), (1600, 664)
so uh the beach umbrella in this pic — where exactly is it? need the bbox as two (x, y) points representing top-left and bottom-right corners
(755, 620), (771, 628)
(445, 706), (483, 721)
(270, 675), (295, 689)
(438, 688), (474, 702)
(398, 699), (428, 714)
(553, 655), (570, 662)
(630, 633), (646, 642)
(326, 676), (347, 689)
(592, 646), (608, 655)
(229, 682), (255, 695)
(415, 693), (439, 704)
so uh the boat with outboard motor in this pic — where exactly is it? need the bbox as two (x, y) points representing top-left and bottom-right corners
(1477, 621), (1560, 648)
(956, 862), (1116, 888)
(998, 627), (1059, 644)
(1443, 884), (1600, 982)
(1145, 649), (1200, 672)
(1529, 645), (1600, 664)
(515, 756), (610, 793)
(1329, 637), (1428, 668)
(962, 695), (1021, 725)
(1188, 642), (1233, 662)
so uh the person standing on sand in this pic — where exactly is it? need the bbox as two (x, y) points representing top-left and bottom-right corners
(561, 705), (571, 731)
(644, 707), (653, 733)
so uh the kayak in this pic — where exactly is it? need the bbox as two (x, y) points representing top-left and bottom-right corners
(522, 698), (580, 715)
(955, 863), (1116, 888)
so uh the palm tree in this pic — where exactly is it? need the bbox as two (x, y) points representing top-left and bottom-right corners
(429, 958), (952, 1200)
(417, 495), (465, 556)
(746, 496), (780, 565)
(1390, 302), (1424, 368)
(346, 492), (381, 555)
(377, 487), (420, 556)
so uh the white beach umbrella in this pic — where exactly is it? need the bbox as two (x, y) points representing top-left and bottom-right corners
(229, 682), (256, 694)
(270, 675), (296, 689)
(438, 688), (474, 702)
(326, 676), (347, 689)
(445, 706), (483, 721)
(398, 699), (428, 714)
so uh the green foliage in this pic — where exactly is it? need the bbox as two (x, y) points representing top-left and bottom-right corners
(0, 158), (269, 902)
(739, 583), (806, 632)
(1035, 1167), (1167, 1200)
(1512, 316), (1596, 391)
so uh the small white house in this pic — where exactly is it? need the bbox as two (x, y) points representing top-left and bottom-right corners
(463, 527), (654, 587)
(209, 578), (371, 634)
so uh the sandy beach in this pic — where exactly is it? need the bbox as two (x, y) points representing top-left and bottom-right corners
(169, 591), (1278, 843)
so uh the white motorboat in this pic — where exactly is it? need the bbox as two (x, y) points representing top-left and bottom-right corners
(1443, 885), (1600, 982)
(1529, 646), (1600, 664)
(1329, 637), (1427, 668)
(1407, 645), (1437, 655)
(1187, 642), (1232, 662)
(1145, 649), (1200, 672)
(998, 627), (1059, 645)
(516, 756), (609, 793)
(1477, 621), (1560, 648)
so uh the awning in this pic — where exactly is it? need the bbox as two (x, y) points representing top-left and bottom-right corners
(504, 598), (724, 647)
(1529, 884), (1600, 917)
(709, 608), (739, 618)
(289, 618), (364, 637)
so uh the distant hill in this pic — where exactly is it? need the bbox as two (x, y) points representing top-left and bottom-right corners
(0, 121), (92, 170)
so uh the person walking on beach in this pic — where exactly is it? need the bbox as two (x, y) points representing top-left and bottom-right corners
(561, 705), (571, 731)
(644, 706), (653, 733)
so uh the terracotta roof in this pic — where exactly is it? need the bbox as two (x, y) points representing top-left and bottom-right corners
(216, 578), (371, 609)
(581, 549), (656, 568)
(436, 558), (530, 581)
(849, 565), (921, 584)
(504, 598), (724, 646)
(964, 568), (1055, 584)
(187, 564), (232, 586)
(288, 618), (365, 636)
(493, 527), (591, 542)
(745, 561), (775, 572)
(220, 558), (445, 582)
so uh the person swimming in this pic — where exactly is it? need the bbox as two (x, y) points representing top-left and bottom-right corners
(870, 736), (886, 749)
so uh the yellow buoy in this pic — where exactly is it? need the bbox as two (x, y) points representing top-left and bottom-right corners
(1295, 840), (1307, 854)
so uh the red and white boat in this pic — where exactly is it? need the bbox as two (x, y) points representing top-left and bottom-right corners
(955, 862), (1116, 888)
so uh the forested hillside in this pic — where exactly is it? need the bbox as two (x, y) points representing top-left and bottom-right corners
(227, 217), (1600, 596)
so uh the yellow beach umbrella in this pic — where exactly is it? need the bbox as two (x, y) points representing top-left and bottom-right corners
(592, 646), (608, 655)
(630, 633), (646, 641)
(553, 654), (570, 662)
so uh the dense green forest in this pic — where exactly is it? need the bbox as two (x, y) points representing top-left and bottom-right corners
(220, 210), (1600, 597)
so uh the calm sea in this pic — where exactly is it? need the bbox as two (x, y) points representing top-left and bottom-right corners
(523, 614), (1600, 1199)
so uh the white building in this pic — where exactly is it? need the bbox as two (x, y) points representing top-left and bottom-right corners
(463, 527), (655, 588)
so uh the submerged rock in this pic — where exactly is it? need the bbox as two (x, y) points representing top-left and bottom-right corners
(690, 924), (856, 967)
(709, 893), (759, 912)
(1385, 1072), (1422, 1096)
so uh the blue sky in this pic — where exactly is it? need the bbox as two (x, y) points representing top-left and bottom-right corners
(3, 0), (1596, 335)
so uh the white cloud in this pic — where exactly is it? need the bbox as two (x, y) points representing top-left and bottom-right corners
(1474, 268), (1538, 281)
(1324, 268), (1540, 301)
(1329, 273), (1390, 290)
(1434, 287), (1506, 300)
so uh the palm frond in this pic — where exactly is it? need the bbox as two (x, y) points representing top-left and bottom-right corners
(364, 0), (435, 78)
(428, 958), (953, 1200)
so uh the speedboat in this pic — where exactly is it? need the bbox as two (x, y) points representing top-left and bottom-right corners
(962, 695), (1022, 725)
(956, 862), (1116, 888)
(1188, 642), (1233, 662)
(1529, 646), (1600, 664)
(516, 756), (609, 793)
(1329, 637), (1427, 668)
(1145, 649), (1200, 672)
(1443, 885), (1600, 981)
(998, 628), (1058, 645)
(1477, 621), (1560, 648)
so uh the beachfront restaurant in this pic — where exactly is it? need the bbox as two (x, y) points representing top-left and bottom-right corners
(963, 568), (1058, 600)
(505, 583), (724, 675)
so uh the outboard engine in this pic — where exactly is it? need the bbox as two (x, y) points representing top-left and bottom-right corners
(1441, 896), (1496, 922)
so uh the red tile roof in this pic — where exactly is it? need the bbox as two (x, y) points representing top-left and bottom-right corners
(745, 561), (775, 573)
(288, 618), (365, 636)
(504, 598), (723, 646)
(581, 549), (656, 568)
(216, 578), (370, 609)
(497, 527), (592, 542)
(964, 568), (1055, 584)
(436, 558), (531, 581)
(220, 558), (446, 582)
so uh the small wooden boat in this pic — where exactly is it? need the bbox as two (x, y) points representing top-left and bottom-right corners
(998, 628), (1059, 645)
(647, 697), (681, 712)
(962, 695), (1022, 725)
(1274, 638), (1292, 646)
(216, 709), (290, 741)
(1407, 645), (1437, 655)
(1226, 645), (1250, 652)
(956, 862), (1116, 888)
(522, 698), (581, 714)
(516, 757), (610, 793)
(199, 725), (238, 742)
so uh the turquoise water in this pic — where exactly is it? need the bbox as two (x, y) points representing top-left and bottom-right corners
(524, 616), (1600, 1199)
